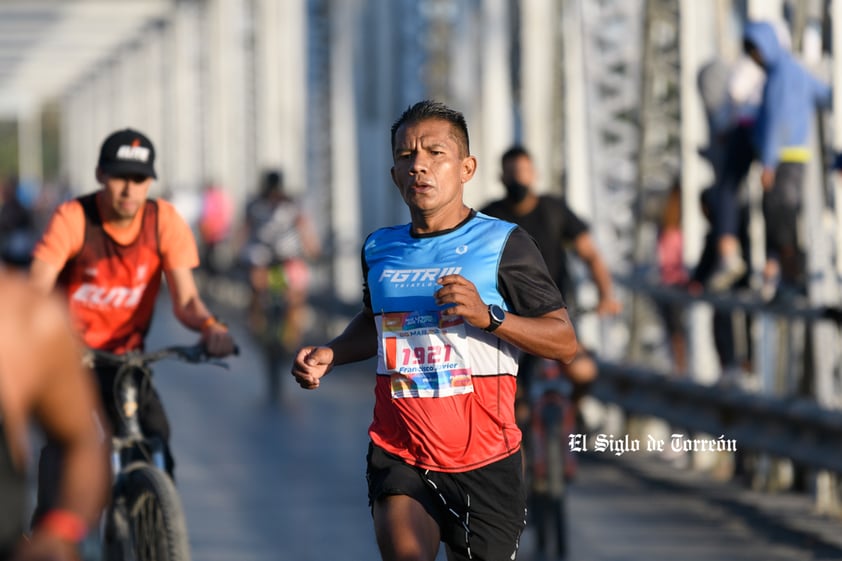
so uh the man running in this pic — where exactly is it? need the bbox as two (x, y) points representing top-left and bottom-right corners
(292, 101), (578, 561)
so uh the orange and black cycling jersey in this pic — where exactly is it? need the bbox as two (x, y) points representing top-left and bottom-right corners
(33, 193), (198, 353)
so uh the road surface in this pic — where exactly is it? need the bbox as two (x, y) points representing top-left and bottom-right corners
(145, 297), (842, 561)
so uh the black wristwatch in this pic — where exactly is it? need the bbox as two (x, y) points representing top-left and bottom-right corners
(484, 304), (506, 332)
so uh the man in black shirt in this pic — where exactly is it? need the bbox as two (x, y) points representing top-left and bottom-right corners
(481, 145), (621, 395)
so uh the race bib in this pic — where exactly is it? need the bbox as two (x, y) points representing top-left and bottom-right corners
(381, 311), (474, 398)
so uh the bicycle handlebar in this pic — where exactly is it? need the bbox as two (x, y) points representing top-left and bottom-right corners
(88, 343), (236, 370)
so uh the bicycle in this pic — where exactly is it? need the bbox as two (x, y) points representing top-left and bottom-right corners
(250, 258), (311, 402)
(91, 344), (231, 561)
(522, 358), (579, 560)
(253, 262), (290, 401)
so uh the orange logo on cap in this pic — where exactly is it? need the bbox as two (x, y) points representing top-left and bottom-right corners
(131, 138), (141, 147)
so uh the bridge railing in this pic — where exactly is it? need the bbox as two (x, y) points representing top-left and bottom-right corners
(590, 359), (842, 474)
(588, 273), (842, 510)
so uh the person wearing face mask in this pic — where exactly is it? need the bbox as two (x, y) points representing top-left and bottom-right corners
(480, 145), (621, 435)
(482, 146), (620, 319)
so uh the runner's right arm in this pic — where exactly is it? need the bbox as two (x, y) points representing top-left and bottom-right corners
(291, 308), (377, 390)
(327, 308), (378, 365)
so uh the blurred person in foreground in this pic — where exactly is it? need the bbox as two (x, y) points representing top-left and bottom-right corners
(28, 128), (236, 516)
(743, 20), (832, 298)
(291, 100), (578, 561)
(0, 272), (109, 561)
(240, 169), (321, 351)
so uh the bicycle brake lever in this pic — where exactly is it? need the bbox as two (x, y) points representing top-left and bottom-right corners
(182, 346), (230, 369)
(179, 345), (208, 363)
(207, 345), (238, 369)
(206, 358), (230, 370)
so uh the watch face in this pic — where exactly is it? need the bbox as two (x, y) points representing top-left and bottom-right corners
(490, 305), (505, 323)
(485, 304), (505, 332)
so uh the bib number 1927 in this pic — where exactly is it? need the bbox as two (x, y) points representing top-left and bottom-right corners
(381, 311), (473, 398)
(401, 345), (453, 366)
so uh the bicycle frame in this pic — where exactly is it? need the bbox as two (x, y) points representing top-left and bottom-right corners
(263, 262), (291, 338)
(93, 345), (229, 561)
(93, 345), (230, 467)
(254, 262), (292, 403)
(111, 364), (165, 475)
(94, 350), (182, 470)
(524, 358), (576, 559)
(528, 365), (575, 491)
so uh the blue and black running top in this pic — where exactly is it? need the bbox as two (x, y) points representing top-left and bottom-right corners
(0, 409), (26, 560)
(365, 210), (515, 313)
(363, 210), (565, 319)
(361, 210), (567, 471)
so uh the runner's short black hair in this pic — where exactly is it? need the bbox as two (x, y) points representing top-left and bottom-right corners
(390, 100), (470, 157)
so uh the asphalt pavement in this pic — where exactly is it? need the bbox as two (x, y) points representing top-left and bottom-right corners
(147, 307), (382, 561)
(145, 289), (842, 561)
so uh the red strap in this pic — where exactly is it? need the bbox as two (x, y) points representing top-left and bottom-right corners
(38, 509), (87, 543)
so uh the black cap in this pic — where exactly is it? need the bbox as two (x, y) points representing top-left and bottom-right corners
(97, 128), (157, 179)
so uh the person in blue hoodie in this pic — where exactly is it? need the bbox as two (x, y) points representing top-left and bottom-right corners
(743, 20), (832, 295)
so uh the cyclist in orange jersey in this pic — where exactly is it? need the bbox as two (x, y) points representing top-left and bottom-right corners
(28, 128), (236, 520)
(0, 271), (109, 561)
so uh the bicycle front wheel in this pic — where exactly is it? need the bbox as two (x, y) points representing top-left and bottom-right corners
(530, 419), (567, 559)
(121, 462), (191, 561)
(263, 306), (285, 402)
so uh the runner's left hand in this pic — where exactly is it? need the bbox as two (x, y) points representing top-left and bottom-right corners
(434, 274), (490, 329)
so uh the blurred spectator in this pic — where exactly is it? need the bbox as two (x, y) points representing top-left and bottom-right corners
(0, 176), (37, 268)
(697, 57), (735, 178)
(697, 53), (765, 291)
(198, 182), (234, 275)
(691, 187), (753, 381)
(164, 185), (202, 236)
(743, 20), (832, 297)
(655, 180), (688, 375)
